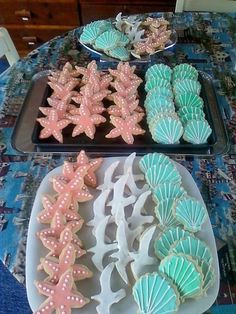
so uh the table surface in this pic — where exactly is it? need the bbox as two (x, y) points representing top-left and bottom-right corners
(0, 12), (236, 314)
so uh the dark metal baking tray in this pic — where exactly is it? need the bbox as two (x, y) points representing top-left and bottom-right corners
(11, 70), (229, 156)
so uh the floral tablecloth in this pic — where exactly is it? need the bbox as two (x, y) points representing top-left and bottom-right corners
(0, 12), (236, 313)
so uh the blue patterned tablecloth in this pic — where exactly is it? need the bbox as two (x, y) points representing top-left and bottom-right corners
(0, 12), (236, 313)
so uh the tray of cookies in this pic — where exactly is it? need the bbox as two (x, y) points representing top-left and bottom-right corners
(11, 61), (228, 155)
(26, 151), (219, 314)
(78, 13), (177, 62)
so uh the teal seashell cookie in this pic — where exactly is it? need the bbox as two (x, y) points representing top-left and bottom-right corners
(147, 108), (176, 124)
(132, 272), (180, 314)
(175, 92), (204, 108)
(173, 63), (198, 77)
(174, 197), (207, 232)
(173, 70), (198, 82)
(83, 20), (113, 33)
(146, 86), (173, 100)
(151, 116), (184, 144)
(145, 77), (172, 92)
(180, 113), (206, 125)
(199, 260), (215, 293)
(154, 198), (179, 230)
(108, 46), (130, 61)
(139, 153), (172, 173)
(145, 163), (182, 189)
(159, 254), (203, 300)
(116, 32), (130, 46)
(154, 226), (191, 260)
(94, 30), (120, 51)
(144, 95), (175, 112)
(80, 27), (101, 45)
(145, 63), (172, 82)
(173, 79), (201, 95)
(183, 119), (212, 144)
(178, 106), (205, 118)
(171, 236), (213, 264)
(152, 182), (186, 204)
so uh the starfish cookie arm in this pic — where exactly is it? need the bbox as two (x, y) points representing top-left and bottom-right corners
(105, 128), (122, 139)
(84, 124), (96, 139)
(34, 280), (55, 298)
(59, 243), (76, 266)
(33, 297), (54, 314)
(72, 264), (93, 280)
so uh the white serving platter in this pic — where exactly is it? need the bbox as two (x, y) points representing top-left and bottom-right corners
(26, 156), (219, 314)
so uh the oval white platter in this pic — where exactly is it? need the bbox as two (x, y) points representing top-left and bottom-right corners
(26, 156), (219, 314)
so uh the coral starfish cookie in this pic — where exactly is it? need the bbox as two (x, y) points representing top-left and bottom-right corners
(34, 269), (89, 314)
(106, 115), (145, 144)
(37, 193), (77, 224)
(37, 109), (70, 143)
(40, 243), (93, 284)
(69, 104), (106, 139)
(75, 150), (103, 187)
(48, 80), (79, 99)
(40, 227), (85, 258)
(37, 210), (84, 246)
(75, 60), (98, 82)
(52, 165), (93, 203)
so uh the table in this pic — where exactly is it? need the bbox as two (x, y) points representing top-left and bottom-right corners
(0, 12), (236, 314)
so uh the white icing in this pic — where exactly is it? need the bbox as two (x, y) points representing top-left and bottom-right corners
(91, 262), (126, 314)
(97, 161), (120, 191)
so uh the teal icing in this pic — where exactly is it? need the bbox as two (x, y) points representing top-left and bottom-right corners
(139, 153), (171, 174)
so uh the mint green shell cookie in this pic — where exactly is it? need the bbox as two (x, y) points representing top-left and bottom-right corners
(139, 153), (172, 173)
(174, 197), (207, 232)
(173, 70), (198, 82)
(173, 63), (198, 77)
(183, 119), (212, 144)
(145, 64), (172, 82)
(147, 108), (176, 124)
(80, 27), (101, 45)
(180, 113), (205, 125)
(159, 254), (203, 300)
(152, 182), (186, 204)
(171, 236), (213, 264)
(199, 260), (215, 293)
(116, 32), (130, 46)
(178, 106), (205, 118)
(144, 95), (175, 112)
(108, 46), (130, 61)
(145, 163), (182, 189)
(175, 92), (204, 108)
(154, 227), (191, 260)
(151, 117), (183, 144)
(145, 78), (171, 92)
(94, 30), (120, 51)
(83, 20), (113, 33)
(146, 86), (173, 100)
(132, 272), (180, 314)
(154, 198), (179, 230)
(173, 79), (201, 95)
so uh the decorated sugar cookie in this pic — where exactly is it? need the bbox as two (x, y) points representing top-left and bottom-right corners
(88, 215), (117, 271)
(91, 262), (126, 314)
(130, 225), (156, 280)
(40, 243), (92, 284)
(48, 80), (79, 99)
(37, 193), (76, 224)
(75, 150), (103, 188)
(37, 210), (84, 246)
(40, 227), (85, 258)
(37, 109), (70, 143)
(110, 221), (134, 284)
(34, 269), (89, 314)
(127, 190), (153, 229)
(97, 160), (120, 191)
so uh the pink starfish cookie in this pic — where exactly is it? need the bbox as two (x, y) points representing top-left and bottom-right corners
(37, 210), (84, 246)
(37, 193), (79, 224)
(48, 80), (79, 99)
(40, 227), (86, 258)
(75, 60), (99, 82)
(75, 150), (103, 188)
(111, 81), (140, 98)
(52, 165), (93, 203)
(34, 269), (89, 314)
(37, 110), (70, 143)
(40, 243), (93, 284)
(106, 114), (145, 144)
(69, 104), (106, 139)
